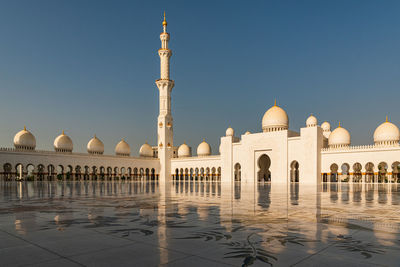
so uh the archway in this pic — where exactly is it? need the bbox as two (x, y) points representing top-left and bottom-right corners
(26, 164), (35, 180)
(365, 162), (374, 183)
(340, 163), (350, 182)
(352, 162), (362, 183)
(330, 163), (338, 182)
(258, 154), (271, 182)
(3, 163), (12, 180)
(37, 164), (45, 180)
(234, 163), (241, 181)
(392, 162), (400, 183)
(121, 167), (126, 180)
(290, 161), (299, 182)
(75, 165), (82, 180)
(66, 165), (73, 180)
(175, 168), (179, 180)
(15, 164), (23, 180)
(378, 162), (388, 183)
(48, 164), (55, 180)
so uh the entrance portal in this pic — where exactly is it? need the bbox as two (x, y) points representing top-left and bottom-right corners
(258, 154), (271, 182)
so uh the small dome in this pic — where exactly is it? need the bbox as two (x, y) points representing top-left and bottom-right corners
(115, 139), (130, 156)
(178, 142), (191, 157)
(374, 118), (400, 146)
(14, 126), (36, 150)
(321, 121), (331, 132)
(328, 123), (351, 148)
(226, 127), (234, 137)
(244, 131), (251, 135)
(87, 135), (104, 154)
(54, 131), (73, 152)
(262, 101), (289, 132)
(306, 115), (317, 127)
(197, 139), (211, 156)
(321, 121), (331, 138)
(139, 142), (153, 157)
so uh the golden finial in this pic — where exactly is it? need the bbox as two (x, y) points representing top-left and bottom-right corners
(386, 115), (388, 122)
(94, 134), (97, 138)
(62, 130), (65, 135)
(338, 121), (341, 128)
(184, 140), (186, 144)
(162, 11), (167, 26)
(24, 125), (26, 131)
(274, 99), (277, 106)
(203, 138), (205, 142)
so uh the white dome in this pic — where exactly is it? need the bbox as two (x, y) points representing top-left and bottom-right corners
(115, 139), (130, 156)
(139, 142), (153, 157)
(321, 121), (331, 132)
(54, 131), (73, 152)
(178, 142), (191, 157)
(197, 140), (211, 156)
(226, 127), (234, 136)
(14, 126), (36, 150)
(244, 131), (251, 135)
(328, 123), (351, 148)
(306, 115), (317, 127)
(87, 135), (104, 154)
(374, 118), (400, 146)
(262, 102), (289, 132)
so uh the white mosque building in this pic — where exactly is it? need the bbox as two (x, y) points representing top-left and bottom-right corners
(1, 15), (400, 185)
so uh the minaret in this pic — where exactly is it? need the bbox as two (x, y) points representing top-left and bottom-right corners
(156, 12), (174, 182)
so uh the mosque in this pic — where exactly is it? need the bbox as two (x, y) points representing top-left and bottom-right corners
(1, 15), (400, 185)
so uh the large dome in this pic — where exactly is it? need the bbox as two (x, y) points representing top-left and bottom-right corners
(197, 140), (211, 156)
(374, 118), (400, 146)
(14, 126), (36, 150)
(115, 139), (130, 156)
(328, 123), (351, 148)
(139, 142), (153, 157)
(225, 127), (234, 137)
(87, 135), (104, 154)
(262, 101), (289, 132)
(306, 115), (317, 127)
(178, 142), (191, 157)
(54, 131), (73, 152)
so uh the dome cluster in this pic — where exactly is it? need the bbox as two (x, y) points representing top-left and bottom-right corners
(262, 101), (289, 132)
(139, 142), (153, 157)
(115, 139), (130, 156)
(14, 126), (36, 150)
(178, 142), (191, 157)
(197, 140), (211, 156)
(87, 135), (105, 154)
(328, 123), (351, 148)
(54, 131), (73, 152)
(306, 115), (317, 127)
(373, 117), (400, 146)
(321, 121), (331, 139)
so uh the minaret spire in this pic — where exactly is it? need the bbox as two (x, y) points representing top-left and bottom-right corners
(163, 11), (167, 33)
(156, 12), (174, 182)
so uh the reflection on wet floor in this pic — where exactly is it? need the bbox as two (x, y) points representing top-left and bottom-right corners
(0, 181), (399, 266)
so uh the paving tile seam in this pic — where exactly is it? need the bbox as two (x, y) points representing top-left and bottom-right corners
(289, 229), (361, 267)
(0, 228), (87, 267)
(65, 242), (139, 258)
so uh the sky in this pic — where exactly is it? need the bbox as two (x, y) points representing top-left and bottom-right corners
(0, 0), (399, 155)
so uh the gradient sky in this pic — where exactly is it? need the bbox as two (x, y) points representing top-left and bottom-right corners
(0, 0), (399, 155)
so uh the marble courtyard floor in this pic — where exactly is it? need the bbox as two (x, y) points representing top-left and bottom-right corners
(0, 181), (399, 266)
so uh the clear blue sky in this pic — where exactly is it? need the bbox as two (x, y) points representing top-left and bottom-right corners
(0, 0), (399, 155)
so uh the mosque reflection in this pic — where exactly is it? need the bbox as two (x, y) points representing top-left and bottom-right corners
(1, 180), (400, 266)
